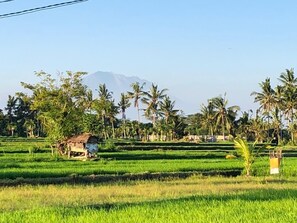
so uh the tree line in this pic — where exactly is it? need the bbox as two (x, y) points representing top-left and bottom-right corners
(0, 69), (296, 145)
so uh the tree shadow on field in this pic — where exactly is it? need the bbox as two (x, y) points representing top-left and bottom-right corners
(99, 153), (226, 160)
(0, 170), (242, 186)
(74, 188), (297, 212)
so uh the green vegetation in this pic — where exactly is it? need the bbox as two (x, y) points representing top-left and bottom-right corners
(1, 68), (297, 148)
(0, 138), (297, 184)
(0, 137), (296, 222)
(1, 176), (297, 223)
(234, 138), (255, 176)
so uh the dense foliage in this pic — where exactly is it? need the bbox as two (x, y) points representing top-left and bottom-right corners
(1, 68), (297, 145)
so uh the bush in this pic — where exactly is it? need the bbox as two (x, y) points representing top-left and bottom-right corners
(100, 140), (117, 151)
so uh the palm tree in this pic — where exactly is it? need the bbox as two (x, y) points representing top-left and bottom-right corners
(127, 82), (145, 123)
(211, 95), (240, 140)
(251, 78), (276, 140)
(118, 93), (131, 138)
(159, 96), (179, 140)
(273, 85), (284, 144)
(159, 96), (179, 124)
(234, 137), (255, 176)
(278, 69), (297, 142)
(7, 123), (16, 137)
(97, 84), (113, 101)
(251, 78), (276, 120)
(200, 101), (215, 138)
(278, 68), (297, 88)
(249, 109), (266, 143)
(23, 119), (35, 137)
(142, 84), (167, 125)
(93, 84), (113, 139)
(235, 111), (252, 139)
(105, 100), (119, 139)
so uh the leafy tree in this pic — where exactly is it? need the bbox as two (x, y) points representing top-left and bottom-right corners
(5, 95), (18, 136)
(22, 71), (90, 150)
(184, 113), (205, 135)
(5, 95), (17, 125)
(0, 109), (7, 135)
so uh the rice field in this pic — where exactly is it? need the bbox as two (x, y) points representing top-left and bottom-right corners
(1, 138), (297, 222)
(1, 176), (297, 223)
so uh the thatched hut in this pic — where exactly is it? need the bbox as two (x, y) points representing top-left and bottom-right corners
(66, 133), (99, 158)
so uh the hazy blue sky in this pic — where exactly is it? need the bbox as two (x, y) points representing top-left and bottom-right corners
(1, 0), (297, 114)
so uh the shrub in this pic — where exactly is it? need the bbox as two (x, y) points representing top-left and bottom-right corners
(234, 137), (255, 176)
(100, 140), (117, 151)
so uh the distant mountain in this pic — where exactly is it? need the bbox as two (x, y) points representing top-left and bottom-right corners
(83, 71), (151, 100)
(83, 71), (195, 120)
(83, 71), (153, 121)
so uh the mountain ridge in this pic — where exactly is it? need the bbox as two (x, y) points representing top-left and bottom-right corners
(83, 71), (195, 119)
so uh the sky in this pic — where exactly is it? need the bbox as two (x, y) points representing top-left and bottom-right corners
(1, 0), (297, 114)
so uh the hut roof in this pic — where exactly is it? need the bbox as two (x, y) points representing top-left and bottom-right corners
(67, 133), (98, 143)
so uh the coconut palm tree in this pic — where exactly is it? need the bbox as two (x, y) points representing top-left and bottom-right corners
(159, 96), (179, 124)
(248, 109), (267, 142)
(127, 82), (145, 123)
(200, 101), (215, 139)
(235, 111), (252, 139)
(105, 100), (119, 139)
(118, 93), (131, 138)
(251, 78), (276, 121)
(93, 84), (114, 139)
(211, 95), (240, 140)
(159, 96), (179, 140)
(23, 119), (35, 137)
(272, 85), (284, 144)
(251, 78), (276, 141)
(7, 123), (16, 137)
(142, 84), (167, 125)
(234, 137), (255, 176)
(278, 68), (297, 88)
(278, 69), (297, 142)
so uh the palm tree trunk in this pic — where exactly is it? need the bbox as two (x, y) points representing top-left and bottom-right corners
(112, 121), (115, 139)
(137, 106), (140, 123)
(290, 108), (294, 143)
(222, 118), (225, 141)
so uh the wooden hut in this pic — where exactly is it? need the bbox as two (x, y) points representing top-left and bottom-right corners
(66, 133), (99, 158)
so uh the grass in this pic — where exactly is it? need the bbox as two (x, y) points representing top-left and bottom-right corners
(0, 139), (297, 182)
(1, 138), (297, 222)
(1, 176), (297, 222)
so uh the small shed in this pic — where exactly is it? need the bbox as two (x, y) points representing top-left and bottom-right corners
(66, 133), (99, 158)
